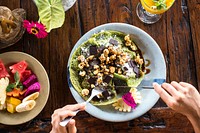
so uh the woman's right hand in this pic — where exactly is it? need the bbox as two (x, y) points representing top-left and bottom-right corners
(153, 81), (200, 133)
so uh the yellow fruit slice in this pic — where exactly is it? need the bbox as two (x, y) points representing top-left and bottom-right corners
(6, 103), (16, 113)
(6, 97), (21, 106)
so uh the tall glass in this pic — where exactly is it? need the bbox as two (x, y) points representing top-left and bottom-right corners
(136, 0), (175, 24)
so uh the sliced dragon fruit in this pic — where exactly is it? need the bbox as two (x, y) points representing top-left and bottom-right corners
(24, 82), (40, 97)
(21, 70), (32, 82)
(122, 92), (137, 109)
(23, 74), (37, 88)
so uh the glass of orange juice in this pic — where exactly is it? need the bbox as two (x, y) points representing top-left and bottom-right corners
(136, 0), (175, 24)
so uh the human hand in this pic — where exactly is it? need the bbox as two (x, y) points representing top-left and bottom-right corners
(153, 81), (200, 133)
(50, 103), (86, 133)
(153, 81), (200, 117)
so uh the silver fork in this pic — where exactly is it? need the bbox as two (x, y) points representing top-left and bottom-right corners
(59, 88), (104, 127)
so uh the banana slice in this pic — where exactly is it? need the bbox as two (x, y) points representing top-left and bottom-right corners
(16, 100), (36, 112)
(22, 92), (39, 103)
(0, 77), (9, 106)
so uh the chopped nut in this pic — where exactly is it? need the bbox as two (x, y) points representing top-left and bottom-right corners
(138, 59), (143, 65)
(91, 84), (95, 88)
(121, 52), (127, 57)
(110, 49), (117, 55)
(119, 59), (126, 65)
(135, 55), (143, 65)
(104, 71), (109, 75)
(100, 64), (106, 69)
(78, 62), (85, 69)
(125, 42), (131, 47)
(108, 46), (117, 54)
(99, 54), (106, 62)
(108, 46), (114, 51)
(98, 93), (103, 97)
(97, 77), (103, 84)
(84, 61), (90, 67)
(105, 68), (110, 72)
(97, 72), (103, 77)
(124, 34), (130, 41)
(103, 49), (109, 56)
(118, 68), (122, 74)
(81, 89), (89, 96)
(110, 55), (116, 60)
(130, 45), (137, 51)
(86, 55), (94, 61)
(124, 35), (132, 47)
(79, 71), (86, 77)
(106, 57), (110, 64)
(94, 65), (99, 69)
(117, 50), (122, 55)
(109, 66), (115, 73)
(121, 53), (127, 59)
(93, 69), (99, 75)
(78, 55), (85, 62)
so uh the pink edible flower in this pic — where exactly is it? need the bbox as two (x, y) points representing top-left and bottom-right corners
(122, 92), (137, 109)
(23, 20), (47, 39)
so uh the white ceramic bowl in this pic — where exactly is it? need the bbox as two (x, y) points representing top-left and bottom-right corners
(0, 51), (50, 125)
(68, 23), (166, 122)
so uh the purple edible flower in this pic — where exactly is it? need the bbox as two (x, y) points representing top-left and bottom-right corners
(24, 82), (41, 97)
(23, 74), (37, 88)
(122, 92), (137, 109)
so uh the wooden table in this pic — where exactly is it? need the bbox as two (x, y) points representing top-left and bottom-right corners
(0, 0), (199, 132)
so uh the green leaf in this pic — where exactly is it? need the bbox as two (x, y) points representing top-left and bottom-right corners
(18, 82), (24, 90)
(34, 0), (65, 32)
(6, 83), (15, 92)
(14, 71), (20, 86)
(19, 85), (24, 90)
(153, 0), (167, 10)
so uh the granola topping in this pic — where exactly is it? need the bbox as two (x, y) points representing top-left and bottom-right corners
(70, 30), (145, 107)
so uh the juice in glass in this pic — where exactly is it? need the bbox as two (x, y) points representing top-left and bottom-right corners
(141, 0), (175, 14)
(136, 0), (175, 24)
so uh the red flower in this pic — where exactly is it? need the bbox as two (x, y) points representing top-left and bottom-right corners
(23, 20), (47, 39)
(122, 92), (137, 109)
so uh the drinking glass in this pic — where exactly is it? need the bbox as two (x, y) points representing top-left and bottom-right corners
(136, 0), (175, 24)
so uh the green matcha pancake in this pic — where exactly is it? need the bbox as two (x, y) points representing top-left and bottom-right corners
(69, 30), (145, 106)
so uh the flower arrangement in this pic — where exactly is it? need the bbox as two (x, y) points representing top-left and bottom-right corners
(24, 0), (65, 39)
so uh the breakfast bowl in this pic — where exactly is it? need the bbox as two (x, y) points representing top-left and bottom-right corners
(0, 51), (50, 125)
(67, 23), (166, 122)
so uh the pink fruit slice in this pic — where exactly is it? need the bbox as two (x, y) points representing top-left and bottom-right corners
(23, 74), (37, 88)
(24, 82), (40, 97)
(9, 60), (27, 74)
(0, 60), (10, 78)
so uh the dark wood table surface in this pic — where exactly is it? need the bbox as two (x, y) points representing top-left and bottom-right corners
(0, 0), (199, 132)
